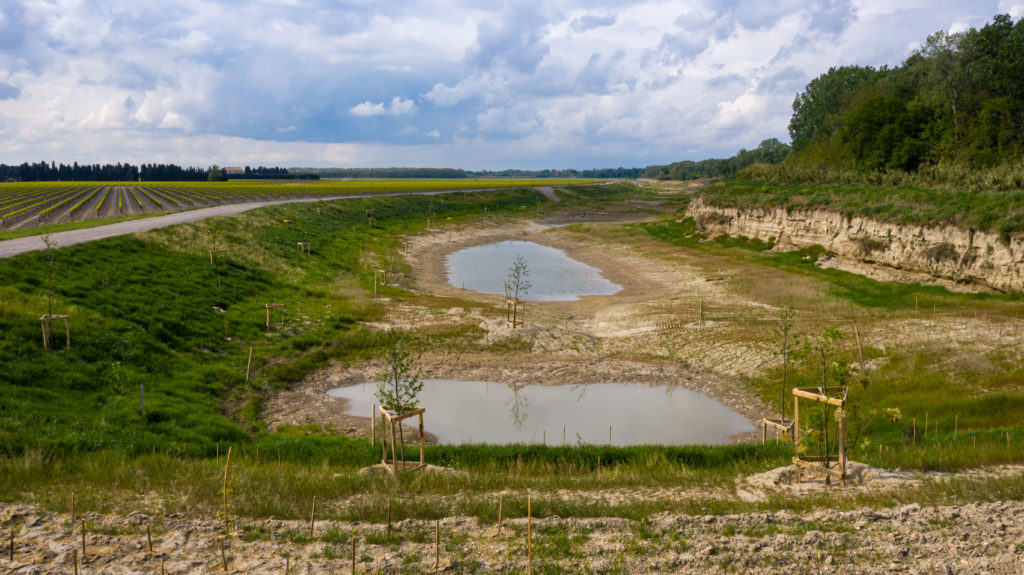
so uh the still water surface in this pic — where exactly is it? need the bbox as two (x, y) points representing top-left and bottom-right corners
(327, 380), (753, 445)
(445, 241), (621, 301)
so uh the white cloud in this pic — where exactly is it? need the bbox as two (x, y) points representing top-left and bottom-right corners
(0, 0), (1014, 169)
(350, 97), (417, 117)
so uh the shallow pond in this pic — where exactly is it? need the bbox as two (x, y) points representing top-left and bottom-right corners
(445, 240), (621, 301)
(327, 380), (753, 445)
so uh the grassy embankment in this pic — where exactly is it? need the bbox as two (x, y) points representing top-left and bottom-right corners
(0, 182), (796, 519)
(1, 180), (1022, 529)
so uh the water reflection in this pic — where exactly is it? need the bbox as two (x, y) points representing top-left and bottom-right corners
(504, 383), (529, 430)
(327, 379), (753, 445)
(446, 241), (621, 301)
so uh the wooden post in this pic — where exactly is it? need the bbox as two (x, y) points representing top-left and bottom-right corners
(80, 520), (86, 559)
(497, 494), (504, 535)
(793, 396), (799, 444)
(839, 411), (848, 487)
(309, 496), (316, 539)
(609, 425), (612, 447)
(223, 446), (232, 535)
(954, 415), (958, 440)
(761, 420), (767, 445)
(71, 492), (76, 523)
(351, 532), (356, 575)
(390, 418), (398, 473)
(434, 520), (440, 572)
(419, 412), (426, 466)
(221, 537), (228, 571)
(527, 496), (533, 575)
(371, 405), (376, 447)
(73, 548), (78, 575)
(246, 346), (254, 381)
(9, 527), (13, 561)
(147, 524), (153, 554)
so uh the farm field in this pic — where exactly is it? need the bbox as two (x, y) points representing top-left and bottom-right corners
(1, 182), (1023, 573)
(0, 179), (601, 231)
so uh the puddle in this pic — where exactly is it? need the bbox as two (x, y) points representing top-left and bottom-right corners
(328, 380), (754, 445)
(445, 240), (621, 301)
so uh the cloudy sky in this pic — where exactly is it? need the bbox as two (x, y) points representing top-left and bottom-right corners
(1, 1), (1022, 170)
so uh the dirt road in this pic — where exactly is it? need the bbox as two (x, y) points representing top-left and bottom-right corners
(0, 187), (551, 259)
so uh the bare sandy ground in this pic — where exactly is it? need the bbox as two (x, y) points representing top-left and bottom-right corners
(269, 215), (776, 444)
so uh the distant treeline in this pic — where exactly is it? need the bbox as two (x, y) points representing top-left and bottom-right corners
(787, 13), (1024, 171)
(227, 166), (318, 180)
(466, 167), (645, 178)
(0, 162), (209, 182)
(290, 167), (468, 179)
(290, 167), (646, 179)
(0, 162), (319, 182)
(642, 139), (791, 180)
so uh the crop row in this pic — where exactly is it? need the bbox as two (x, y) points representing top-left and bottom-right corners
(0, 178), (602, 228)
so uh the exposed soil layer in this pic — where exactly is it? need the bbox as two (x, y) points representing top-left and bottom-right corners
(3, 487), (1024, 574)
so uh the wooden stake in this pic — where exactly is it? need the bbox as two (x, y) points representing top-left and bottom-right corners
(221, 537), (228, 571)
(9, 527), (13, 561)
(434, 520), (440, 571)
(73, 548), (78, 575)
(147, 524), (153, 554)
(495, 493), (503, 532)
(954, 415), (958, 440)
(973, 436), (976, 449)
(285, 556), (289, 575)
(387, 496), (392, 535)
(309, 496), (316, 539)
(527, 496), (533, 575)
(71, 492), (76, 524)
(924, 413), (928, 439)
(222, 446), (233, 535)
(162, 560), (166, 575)
(80, 520), (86, 559)
(609, 425), (612, 447)
(371, 405), (376, 447)
(246, 346), (254, 381)
(351, 532), (356, 575)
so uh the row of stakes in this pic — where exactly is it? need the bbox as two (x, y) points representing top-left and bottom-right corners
(7, 494), (542, 574)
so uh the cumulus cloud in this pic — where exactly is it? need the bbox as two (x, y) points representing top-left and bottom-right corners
(350, 97), (417, 117)
(0, 0), (1014, 168)
(570, 14), (616, 33)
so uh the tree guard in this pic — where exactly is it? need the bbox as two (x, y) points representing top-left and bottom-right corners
(792, 386), (849, 486)
(265, 303), (285, 330)
(40, 314), (70, 351)
(378, 405), (426, 475)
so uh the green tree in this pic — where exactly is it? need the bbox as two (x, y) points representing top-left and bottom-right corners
(376, 332), (423, 465)
(801, 327), (851, 485)
(207, 165), (226, 182)
(788, 65), (885, 151)
(774, 305), (797, 424)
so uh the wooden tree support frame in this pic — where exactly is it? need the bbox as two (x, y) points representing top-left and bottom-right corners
(40, 314), (70, 351)
(297, 241), (311, 255)
(265, 304), (285, 330)
(283, 219), (293, 229)
(792, 386), (849, 486)
(378, 406), (426, 475)
(504, 283), (525, 328)
(373, 269), (389, 299)
(760, 418), (795, 444)
(208, 249), (226, 264)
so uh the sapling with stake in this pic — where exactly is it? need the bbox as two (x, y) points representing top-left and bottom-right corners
(375, 331), (423, 468)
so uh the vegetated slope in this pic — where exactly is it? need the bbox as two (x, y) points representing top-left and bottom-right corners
(0, 186), (566, 455)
